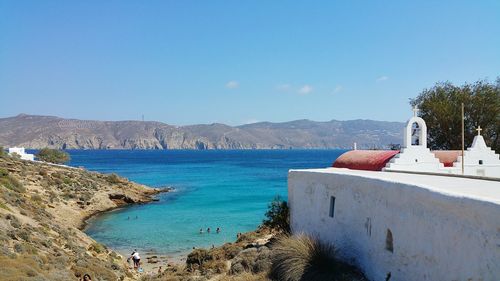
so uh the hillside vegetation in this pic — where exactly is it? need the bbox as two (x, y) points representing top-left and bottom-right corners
(0, 155), (162, 280)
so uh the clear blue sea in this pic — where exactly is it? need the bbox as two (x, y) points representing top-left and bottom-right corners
(66, 149), (346, 257)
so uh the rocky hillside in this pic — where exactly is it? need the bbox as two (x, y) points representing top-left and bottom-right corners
(0, 154), (163, 280)
(0, 114), (404, 150)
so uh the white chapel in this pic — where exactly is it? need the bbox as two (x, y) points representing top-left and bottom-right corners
(384, 107), (500, 178)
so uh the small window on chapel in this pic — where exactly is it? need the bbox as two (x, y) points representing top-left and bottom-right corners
(479, 160), (483, 165)
(386, 229), (394, 253)
(329, 196), (335, 218)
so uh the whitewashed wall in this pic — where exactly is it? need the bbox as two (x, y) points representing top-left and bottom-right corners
(8, 147), (34, 161)
(288, 169), (500, 281)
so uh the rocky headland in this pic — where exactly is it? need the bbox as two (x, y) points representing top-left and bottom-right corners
(0, 154), (165, 280)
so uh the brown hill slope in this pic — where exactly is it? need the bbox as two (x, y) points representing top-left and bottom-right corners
(0, 155), (163, 280)
(0, 114), (404, 149)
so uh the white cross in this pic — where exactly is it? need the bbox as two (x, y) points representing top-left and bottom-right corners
(476, 126), (482, 136)
(412, 106), (420, 117)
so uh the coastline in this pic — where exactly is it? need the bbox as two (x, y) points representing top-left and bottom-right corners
(0, 154), (277, 280)
(78, 186), (171, 231)
(80, 187), (180, 274)
(0, 156), (173, 280)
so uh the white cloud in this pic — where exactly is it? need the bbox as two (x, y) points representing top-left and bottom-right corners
(225, 81), (239, 89)
(333, 85), (343, 94)
(376, 76), (389, 82)
(275, 84), (291, 91)
(298, 85), (313, 95)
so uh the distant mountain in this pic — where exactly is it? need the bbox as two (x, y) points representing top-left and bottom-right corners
(0, 114), (404, 150)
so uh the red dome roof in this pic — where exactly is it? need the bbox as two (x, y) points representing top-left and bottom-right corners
(431, 150), (462, 167)
(333, 150), (400, 171)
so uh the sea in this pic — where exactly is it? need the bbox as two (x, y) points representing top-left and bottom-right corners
(66, 149), (346, 258)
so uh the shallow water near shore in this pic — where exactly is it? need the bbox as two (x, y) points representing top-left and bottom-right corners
(68, 150), (345, 258)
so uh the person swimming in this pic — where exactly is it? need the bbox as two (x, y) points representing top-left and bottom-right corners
(216, 227), (221, 233)
(199, 228), (204, 234)
(207, 227), (211, 233)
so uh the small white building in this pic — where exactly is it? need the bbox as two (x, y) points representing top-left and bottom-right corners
(288, 168), (500, 281)
(8, 147), (35, 161)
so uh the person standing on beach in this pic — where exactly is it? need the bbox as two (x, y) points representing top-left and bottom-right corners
(129, 250), (141, 269)
(133, 251), (141, 269)
(127, 250), (135, 265)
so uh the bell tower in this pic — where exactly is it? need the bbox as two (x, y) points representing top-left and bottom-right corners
(403, 106), (428, 148)
(384, 106), (443, 172)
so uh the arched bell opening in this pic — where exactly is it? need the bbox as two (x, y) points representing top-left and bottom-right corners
(411, 122), (421, 146)
(404, 116), (428, 148)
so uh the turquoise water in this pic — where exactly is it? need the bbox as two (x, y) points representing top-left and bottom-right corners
(68, 150), (346, 256)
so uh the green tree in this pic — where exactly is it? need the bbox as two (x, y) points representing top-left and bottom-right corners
(263, 196), (290, 234)
(410, 78), (500, 153)
(36, 148), (71, 164)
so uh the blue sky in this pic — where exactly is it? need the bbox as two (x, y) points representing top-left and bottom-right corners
(1, 1), (499, 125)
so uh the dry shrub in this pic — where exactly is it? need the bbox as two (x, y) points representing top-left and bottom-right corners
(89, 242), (106, 254)
(221, 243), (244, 259)
(186, 248), (213, 271)
(0, 174), (26, 193)
(6, 214), (21, 228)
(0, 255), (45, 280)
(141, 264), (189, 281)
(38, 169), (48, 177)
(70, 257), (120, 281)
(31, 194), (43, 203)
(270, 234), (365, 281)
(219, 272), (270, 281)
(0, 201), (10, 211)
(0, 168), (8, 177)
(203, 259), (227, 274)
(106, 173), (122, 184)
